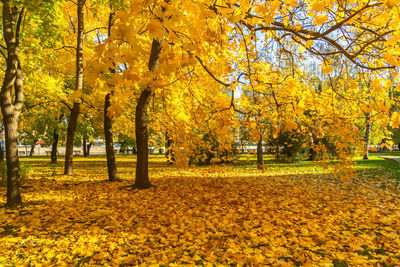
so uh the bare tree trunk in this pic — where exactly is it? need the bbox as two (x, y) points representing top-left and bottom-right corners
(87, 142), (92, 155)
(257, 129), (264, 169)
(0, 127), (3, 161)
(102, 12), (119, 181)
(104, 93), (118, 181)
(308, 134), (317, 161)
(29, 142), (35, 157)
(0, 142), (3, 161)
(134, 39), (161, 189)
(64, 0), (84, 174)
(64, 103), (80, 174)
(3, 115), (22, 206)
(1, 3), (25, 208)
(134, 89), (153, 188)
(83, 138), (87, 157)
(165, 131), (174, 164)
(363, 114), (371, 160)
(51, 128), (59, 164)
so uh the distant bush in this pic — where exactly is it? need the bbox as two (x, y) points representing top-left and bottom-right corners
(0, 161), (32, 186)
(189, 133), (238, 165)
(267, 130), (309, 163)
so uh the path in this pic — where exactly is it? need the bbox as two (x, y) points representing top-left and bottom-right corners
(378, 156), (400, 163)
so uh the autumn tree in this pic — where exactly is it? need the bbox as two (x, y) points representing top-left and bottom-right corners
(90, 0), (239, 187)
(88, 0), (400, 187)
(0, 0), (25, 207)
(64, 0), (85, 175)
(103, 10), (118, 181)
(0, 0), (64, 207)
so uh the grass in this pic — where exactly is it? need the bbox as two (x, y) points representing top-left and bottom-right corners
(234, 153), (400, 180)
(17, 152), (400, 182)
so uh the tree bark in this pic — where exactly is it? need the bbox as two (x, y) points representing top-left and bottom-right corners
(64, 103), (80, 174)
(3, 115), (22, 207)
(104, 93), (118, 181)
(83, 138), (87, 157)
(134, 39), (162, 189)
(64, 0), (84, 174)
(165, 131), (174, 164)
(51, 128), (59, 164)
(363, 114), (371, 160)
(103, 12), (119, 181)
(29, 142), (35, 157)
(257, 129), (264, 169)
(1, 3), (25, 208)
(0, 142), (3, 162)
(87, 142), (92, 156)
(308, 135), (317, 161)
(134, 89), (153, 188)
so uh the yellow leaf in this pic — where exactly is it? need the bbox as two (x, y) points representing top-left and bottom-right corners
(311, 2), (325, 12)
(273, 127), (280, 139)
(305, 40), (313, 48)
(314, 14), (328, 25)
(285, 120), (297, 131)
(147, 20), (164, 39)
(321, 65), (334, 74)
(249, 121), (257, 129)
(385, 0), (399, 8)
(264, 14), (274, 26)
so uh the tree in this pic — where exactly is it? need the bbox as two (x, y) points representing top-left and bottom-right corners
(0, 1), (25, 207)
(88, 0), (400, 188)
(91, 0), (238, 186)
(64, 0), (84, 175)
(103, 11), (118, 181)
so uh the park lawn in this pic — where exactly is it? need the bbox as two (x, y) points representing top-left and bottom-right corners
(0, 155), (399, 266)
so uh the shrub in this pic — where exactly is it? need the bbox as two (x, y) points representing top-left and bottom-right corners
(189, 133), (237, 165)
(267, 130), (309, 163)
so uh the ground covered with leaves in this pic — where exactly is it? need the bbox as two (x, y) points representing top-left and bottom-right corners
(1, 155), (400, 266)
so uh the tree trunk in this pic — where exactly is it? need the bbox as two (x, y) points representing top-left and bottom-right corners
(64, 0), (84, 174)
(257, 129), (264, 169)
(87, 142), (92, 156)
(51, 128), (59, 164)
(309, 146), (316, 161)
(104, 93), (118, 181)
(3, 115), (22, 207)
(134, 39), (162, 189)
(165, 132), (169, 159)
(135, 89), (153, 188)
(29, 142), (35, 157)
(120, 142), (125, 154)
(103, 12), (119, 181)
(0, 142), (3, 161)
(363, 114), (371, 160)
(64, 103), (80, 174)
(1, 3), (25, 208)
(83, 138), (87, 157)
(165, 131), (174, 163)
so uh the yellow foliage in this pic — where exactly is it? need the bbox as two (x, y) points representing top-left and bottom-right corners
(285, 120), (298, 131)
(321, 65), (334, 74)
(314, 14), (329, 25)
